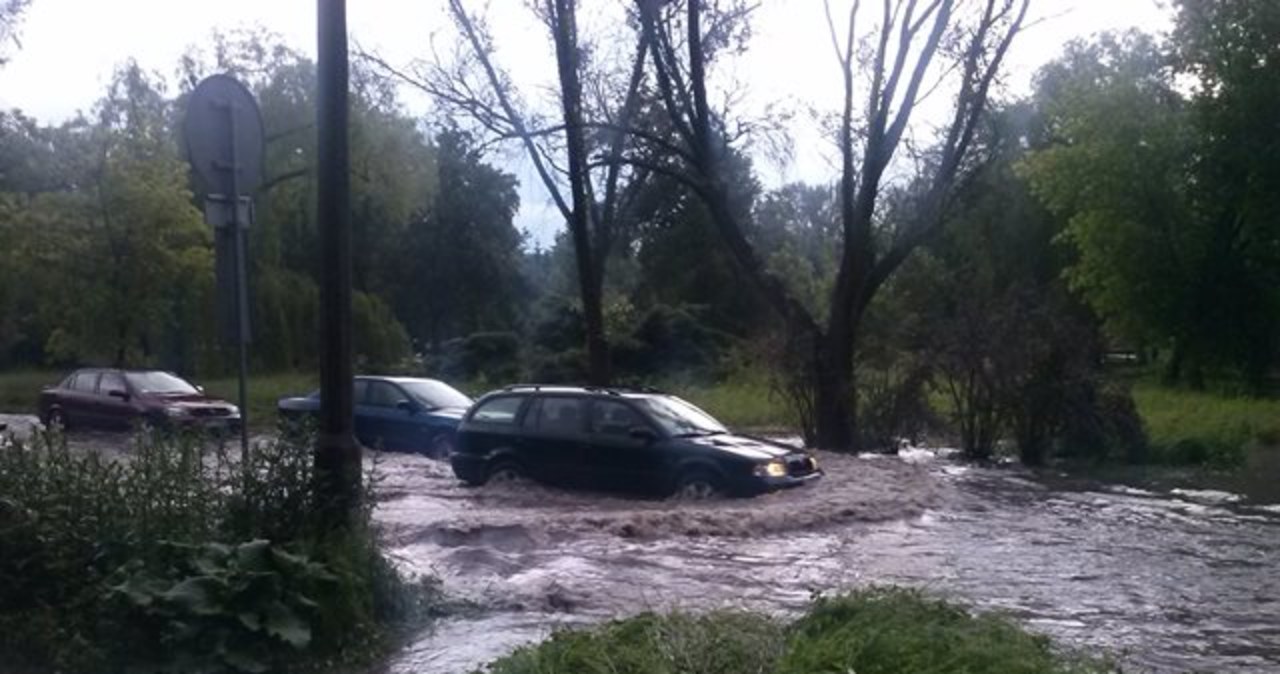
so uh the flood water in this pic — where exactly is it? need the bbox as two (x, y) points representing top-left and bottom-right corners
(4, 415), (1276, 673)
(373, 447), (1280, 674)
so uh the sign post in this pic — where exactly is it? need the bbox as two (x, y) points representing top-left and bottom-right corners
(184, 75), (264, 463)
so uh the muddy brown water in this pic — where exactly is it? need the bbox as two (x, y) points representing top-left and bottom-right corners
(3, 414), (1277, 673)
(372, 445), (1280, 674)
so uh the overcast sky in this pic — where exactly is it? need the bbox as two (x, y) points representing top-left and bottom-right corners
(0, 0), (1174, 244)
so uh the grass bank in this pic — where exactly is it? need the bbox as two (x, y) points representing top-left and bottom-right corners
(481, 587), (1109, 674)
(1132, 381), (1280, 466)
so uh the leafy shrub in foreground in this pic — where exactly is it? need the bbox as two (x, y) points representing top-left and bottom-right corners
(110, 540), (337, 673)
(0, 429), (438, 673)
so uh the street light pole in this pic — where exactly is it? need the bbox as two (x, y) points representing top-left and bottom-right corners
(315, 0), (359, 527)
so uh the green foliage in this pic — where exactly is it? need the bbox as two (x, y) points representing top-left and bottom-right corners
(481, 612), (785, 674)
(353, 290), (413, 372)
(430, 332), (522, 383)
(479, 588), (1110, 674)
(669, 373), (793, 432)
(1023, 25), (1280, 388)
(396, 129), (526, 350)
(779, 588), (1109, 674)
(110, 540), (337, 673)
(1133, 381), (1280, 466)
(0, 430), (441, 672)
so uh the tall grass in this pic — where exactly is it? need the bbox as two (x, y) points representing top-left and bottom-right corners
(203, 371), (317, 429)
(1133, 382), (1280, 465)
(669, 375), (795, 432)
(479, 587), (1111, 674)
(0, 369), (60, 414)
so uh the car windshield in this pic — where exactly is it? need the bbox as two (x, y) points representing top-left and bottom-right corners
(398, 380), (473, 410)
(124, 371), (199, 395)
(635, 395), (728, 437)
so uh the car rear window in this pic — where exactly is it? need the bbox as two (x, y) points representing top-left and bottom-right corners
(470, 396), (523, 424)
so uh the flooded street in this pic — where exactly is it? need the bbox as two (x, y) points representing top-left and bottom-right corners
(373, 448), (1280, 674)
(5, 414), (1277, 673)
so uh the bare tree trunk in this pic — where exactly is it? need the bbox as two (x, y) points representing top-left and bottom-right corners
(550, 0), (610, 385)
(814, 331), (855, 450)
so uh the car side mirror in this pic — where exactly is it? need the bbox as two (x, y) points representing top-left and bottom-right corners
(107, 390), (130, 402)
(396, 400), (418, 415)
(629, 426), (656, 443)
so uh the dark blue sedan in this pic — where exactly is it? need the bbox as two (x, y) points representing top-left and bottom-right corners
(277, 376), (473, 457)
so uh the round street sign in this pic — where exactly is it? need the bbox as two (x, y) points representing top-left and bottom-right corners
(183, 74), (264, 198)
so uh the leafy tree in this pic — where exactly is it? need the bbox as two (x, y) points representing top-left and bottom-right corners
(1023, 27), (1279, 389)
(397, 129), (525, 350)
(1173, 0), (1280, 388)
(9, 64), (212, 368)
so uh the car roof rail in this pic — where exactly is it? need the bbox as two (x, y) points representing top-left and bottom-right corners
(501, 383), (546, 392)
(499, 383), (666, 396)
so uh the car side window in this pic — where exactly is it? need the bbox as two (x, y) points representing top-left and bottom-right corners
(591, 400), (644, 437)
(535, 397), (586, 435)
(366, 381), (405, 408)
(99, 373), (126, 395)
(73, 372), (99, 392)
(471, 396), (523, 424)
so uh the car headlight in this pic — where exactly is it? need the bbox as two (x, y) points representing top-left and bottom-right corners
(755, 460), (788, 478)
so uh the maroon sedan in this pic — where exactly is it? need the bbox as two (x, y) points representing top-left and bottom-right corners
(37, 369), (241, 433)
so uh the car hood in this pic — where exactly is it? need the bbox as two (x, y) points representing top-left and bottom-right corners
(146, 393), (234, 407)
(686, 433), (799, 460)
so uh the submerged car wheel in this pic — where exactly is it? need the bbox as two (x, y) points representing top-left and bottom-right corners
(673, 470), (724, 500)
(428, 433), (454, 460)
(486, 460), (526, 485)
(45, 408), (68, 432)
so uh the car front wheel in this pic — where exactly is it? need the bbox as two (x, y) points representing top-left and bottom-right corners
(672, 470), (724, 500)
(45, 408), (68, 432)
(486, 460), (526, 486)
(427, 433), (454, 460)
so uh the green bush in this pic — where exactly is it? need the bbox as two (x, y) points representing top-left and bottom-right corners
(0, 429), (439, 673)
(479, 588), (1110, 674)
(109, 540), (338, 673)
(482, 612), (784, 674)
(779, 588), (1107, 674)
